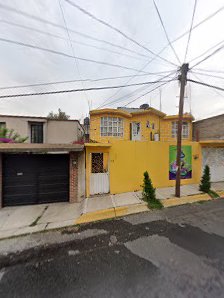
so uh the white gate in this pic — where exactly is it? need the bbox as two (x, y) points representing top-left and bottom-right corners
(202, 147), (224, 182)
(90, 152), (110, 195)
(90, 173), (109, 195)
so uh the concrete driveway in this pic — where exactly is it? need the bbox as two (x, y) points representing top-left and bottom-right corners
(0, 203), (82, 239)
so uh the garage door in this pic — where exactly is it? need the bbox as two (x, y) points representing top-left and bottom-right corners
(202, 148), (224, 182)
(3, 154), (69, 206)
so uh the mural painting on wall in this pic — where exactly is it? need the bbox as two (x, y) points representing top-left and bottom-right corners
(169, 145), (192, 180)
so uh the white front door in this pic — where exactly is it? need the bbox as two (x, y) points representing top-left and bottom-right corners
(131, 122), (141, 141)
(202, 147), (224, 182)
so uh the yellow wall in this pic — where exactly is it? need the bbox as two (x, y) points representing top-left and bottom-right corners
(85, 140), (201, 196)
(90, 111), (193, 143)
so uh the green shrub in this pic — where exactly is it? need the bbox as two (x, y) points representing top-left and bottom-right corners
(142, 171), (163, 209)
(199, 165), (211, 193)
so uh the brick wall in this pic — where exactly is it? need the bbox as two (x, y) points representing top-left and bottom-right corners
(193, 114), (224, 140)
(69, 152), (78, 203)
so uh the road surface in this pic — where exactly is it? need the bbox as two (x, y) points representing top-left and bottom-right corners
(0, 199), (224, 297)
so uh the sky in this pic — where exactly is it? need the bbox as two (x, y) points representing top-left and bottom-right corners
(0, 0), (223, 121)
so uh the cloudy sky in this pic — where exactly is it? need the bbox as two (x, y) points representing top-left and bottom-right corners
(0, 0), (223, 121)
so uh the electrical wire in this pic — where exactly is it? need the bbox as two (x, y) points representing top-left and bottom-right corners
(143, 5), (224, 67)
(58, 0), (90, 106)
(124, 78), (175, 107)
(0, 79), (175, 99)
(64, 0), (178, 68)
(190, 44), (224, 69)
(189, 39), (224, 64)
(184, 0), (197, 62)
(0, 3), (150, 59)
(153, 0), (181, 65)
(190, 70), (224, 80)
(0, 37), (154, 74)
(97, 56), (175, 109)
(187, 78), (224, 92)
(0, 20), (148, 62)
(194, 68), (224, 75)
(99, 71), (177, 108)
(100, 84), (152, 109)
(190, 73), (224, 99)
(0, 71), (173, 90)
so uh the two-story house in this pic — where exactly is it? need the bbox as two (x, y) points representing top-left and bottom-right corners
(0, 115), (85, 208)
(85, 105), (200, 198)
(89, 105), (193, 143)
(0, 114), (84, 144)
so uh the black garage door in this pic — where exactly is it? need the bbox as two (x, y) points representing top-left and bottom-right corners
(3, 154), (69, 206)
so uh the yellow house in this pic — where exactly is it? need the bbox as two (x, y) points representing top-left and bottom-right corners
(85, 106), (199, 198)
(89, 106), (194, 143)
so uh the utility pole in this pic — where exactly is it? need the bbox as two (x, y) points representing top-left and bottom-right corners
(175, 63), (189, 198)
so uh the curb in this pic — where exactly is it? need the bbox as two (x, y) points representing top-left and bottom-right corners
(161, 193), (211, 208)
(75, 203), (149, 224)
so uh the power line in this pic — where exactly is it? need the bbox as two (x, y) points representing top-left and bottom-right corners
(184, 0), (197, 62)
(97, 56), (175, 109)
(0, 37), (155, 74)
(190, 73), (224, 99)
(0, 79), (175, 99)
(64, 0), (178, 67)
(190, 70), (224, 80)
(194, 68), (224, 74)
(187, 78), (224, 92)
(143, 5), (224, 67)
(58, 0), (90, 106)
(153, 0), (181, 65)
(99, 71), (177, 108)
(189, 39), (224, 64)
(0, 72), (173, 90)
(0, 19), (148, 62)
(0, 3), (150, 60)
(191, 43), (224, 68)
(100, 84), (152, 109)
(172, 5), (224, 47)
(124, 78), (174, 107)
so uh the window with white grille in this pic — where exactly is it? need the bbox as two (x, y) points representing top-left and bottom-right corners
(100, 117), (123, 137)
(172, 121), (189, 139)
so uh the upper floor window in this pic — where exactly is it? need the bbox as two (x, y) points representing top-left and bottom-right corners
(30, 122), (44, 143)
(172, 121), (189, 139)
(100, 117), (123, 137)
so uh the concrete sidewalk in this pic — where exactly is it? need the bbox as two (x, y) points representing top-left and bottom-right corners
(0, 182), (223, 240)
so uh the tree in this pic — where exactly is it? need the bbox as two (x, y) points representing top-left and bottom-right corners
(47, 108), (70, 120)
(142, 171), (163, 209)
(0, 127), (28, 143)
(199, 165), (211, 193)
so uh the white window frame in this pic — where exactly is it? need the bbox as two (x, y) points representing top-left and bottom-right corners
(100, 117), (124, 137)
(172, 121), (189, 139)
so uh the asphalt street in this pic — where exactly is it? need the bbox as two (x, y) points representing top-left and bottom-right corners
(0, 199), (224, 298)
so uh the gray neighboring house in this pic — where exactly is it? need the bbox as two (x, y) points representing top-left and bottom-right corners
(0, 115), (85, 208)
(193, 114), (224, 141)
(193, 114), (224, 183)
